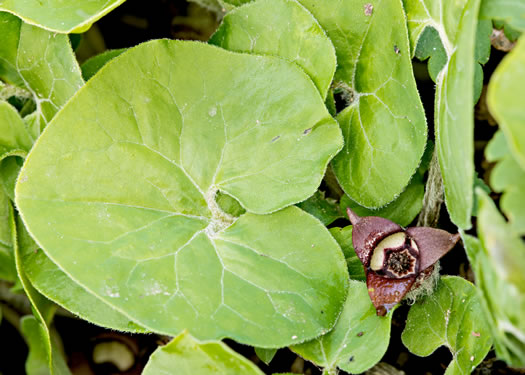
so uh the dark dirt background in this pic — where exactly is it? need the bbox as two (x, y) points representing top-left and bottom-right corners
(1, 1), (523, 374)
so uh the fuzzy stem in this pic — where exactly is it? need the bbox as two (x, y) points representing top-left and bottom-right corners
(417, 149), (444, 228)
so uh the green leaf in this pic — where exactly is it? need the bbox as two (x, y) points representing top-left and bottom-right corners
(81, 49), (127, 81)
(209, 0), (336, 98)
(21, 316), (70, 375)
(480, 0), (525, 31)
(476, 189), (525, 294)
(329, 226), (366, 281)
(296, 0), (427, 208)
(0, 101), (33, 199)
(0, 189), (16, 282)
(488, 35), (525, 170)
(215, 191), (246, 217)
(339, 175), (424, 227)
(16, 40), (347, 346)
(12, 210), (71, 375)
(292, 280), (393, 374)
(0, 0), (126, 33)
(401, 276), (492, 375)
(0, 12), (84, 132)
(143, 331), (265, 375)
(405, 0), (481, 229)
(254, 347), (277, 365)
(0, 101), (32, 156)
(485, 131), (525, 234)
(297, 191), (342, 226)
(462, 200), (525, 369)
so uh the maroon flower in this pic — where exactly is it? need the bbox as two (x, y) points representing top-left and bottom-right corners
(347, 208), (460, 316)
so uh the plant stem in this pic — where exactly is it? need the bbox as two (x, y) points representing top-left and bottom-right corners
(417, 149), (444, 228)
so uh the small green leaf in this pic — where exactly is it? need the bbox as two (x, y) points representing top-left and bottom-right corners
(21, 316), (70, 375)
(0, 0), (126, 33)
(81, 49), (127, 81)
(215, 191), (246, 217)
(0, 12), (84, 132)
(210, 0), (336, 98)
(339, 175), (424, 227)
(485, 131), (525, 234)
(0, 101), (32, 156)
(480, 0), (525, 32)
(405, 0), (481, 229)
(297, 191), (342, 226)
(329, 226), (366, 281)
(16, 40), (347, 347)
(143, 331), (265, 375)
(0, 101), (32, 199)
(0, 189), (15, 282)
(488, 35), (525, 170)
(402, 276), (492, 375)
(292, 280), (393, 374)
(462, 198), (525, 369)
(254, 347), (277, 365)
(12, 210), (72, 375)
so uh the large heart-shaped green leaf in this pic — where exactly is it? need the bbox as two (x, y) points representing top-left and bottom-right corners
(143, 331), (265, 375)
(0, 12), (84, 132)
(404, 0), (481, 229)
(209, 0), (336, 98)
(402, 276), (492, 375)
(292, 280), (393, 374)
(299, 0), (427, 208)
(462, 195), (525, 369)
(16, 40), (347, 347)
(488, 35), (525, 170)
(0, 0), (126, 33)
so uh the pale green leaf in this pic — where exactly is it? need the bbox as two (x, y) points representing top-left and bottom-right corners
(16, 40), (347, 346)
(297, 0), (427, 208)
(462, 204), (525, 369)
(292, 280), (393, 374)
(476, 189), (525, 294)
(297, 191), (342, 226)
(254, 347), (277, 365)
(0, 12), (84, 132)
(0, 0), (126, 33)
(401, 276), (492, 375)
(485, 131), (525, 234)
(488, 35), (525, 170)
(404, 0), (481, 229)
(143, 331), (265, 375)
(480, 0), (525, 31)
(209, 0), (336, 98)
(339, 174), (424, 227)
(329, 226), (366, 281)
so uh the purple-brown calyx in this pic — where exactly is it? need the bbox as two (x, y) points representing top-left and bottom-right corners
(347, 208), (460, 316)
